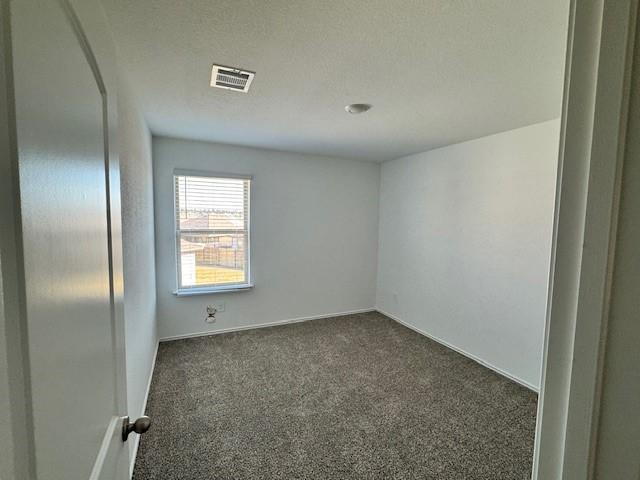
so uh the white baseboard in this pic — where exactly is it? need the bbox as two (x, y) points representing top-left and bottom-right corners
(129, 339), (159, 478)
(131, 308), (534, 476)
(158, 305), (536, 392)
(159, 308), (376, 343)
(376, 308), (539, 393)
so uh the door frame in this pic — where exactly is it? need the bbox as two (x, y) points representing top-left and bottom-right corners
(533, 0), (639, 478)
(0, 0), (35, 477)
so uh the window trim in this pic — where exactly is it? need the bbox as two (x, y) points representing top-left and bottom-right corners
(172, 170), (252, 295)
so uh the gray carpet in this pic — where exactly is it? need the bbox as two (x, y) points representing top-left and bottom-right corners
(133, 312), (537, 479)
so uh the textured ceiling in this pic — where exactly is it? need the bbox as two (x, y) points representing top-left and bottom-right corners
(101, 0), (569, 162)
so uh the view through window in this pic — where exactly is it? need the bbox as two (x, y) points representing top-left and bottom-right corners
(174, 173), (250, 291)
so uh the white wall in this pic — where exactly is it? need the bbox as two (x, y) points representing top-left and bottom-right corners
(153, 138), (380, 340)
(117, 77), (157, 463)
(376, 120), (560, 389)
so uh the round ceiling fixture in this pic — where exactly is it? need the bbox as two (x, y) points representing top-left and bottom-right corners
(345, 103), (372, 114)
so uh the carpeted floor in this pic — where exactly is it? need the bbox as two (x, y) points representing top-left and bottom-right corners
(133, 312), (537, 479)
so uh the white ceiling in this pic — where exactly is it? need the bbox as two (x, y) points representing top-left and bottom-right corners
(101, 0), (569, 162)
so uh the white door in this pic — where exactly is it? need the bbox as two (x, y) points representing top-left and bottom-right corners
(11, 0), (131, 478)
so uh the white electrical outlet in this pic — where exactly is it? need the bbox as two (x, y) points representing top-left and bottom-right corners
(212, 301), (225, 312)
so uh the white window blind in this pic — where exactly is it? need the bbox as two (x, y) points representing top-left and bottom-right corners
(174, 173), (251, 292)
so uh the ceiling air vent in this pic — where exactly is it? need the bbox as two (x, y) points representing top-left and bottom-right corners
(210, 64), (255, 93)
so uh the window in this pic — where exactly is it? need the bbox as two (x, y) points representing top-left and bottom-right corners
(174, 172), (251, 294)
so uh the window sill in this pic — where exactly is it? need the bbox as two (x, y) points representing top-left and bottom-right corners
(173, 284), (254, 296)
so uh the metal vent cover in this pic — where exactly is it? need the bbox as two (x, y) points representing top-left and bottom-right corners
(210, 64), (255, 93)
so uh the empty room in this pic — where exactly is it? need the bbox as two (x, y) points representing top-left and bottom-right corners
(3, 1), (640, 480)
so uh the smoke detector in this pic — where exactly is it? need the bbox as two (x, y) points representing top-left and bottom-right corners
(345, 103), (372, 114)
(210, 64), (255, 93)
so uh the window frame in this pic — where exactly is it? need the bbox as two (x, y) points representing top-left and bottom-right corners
(173, 170), (253, 296)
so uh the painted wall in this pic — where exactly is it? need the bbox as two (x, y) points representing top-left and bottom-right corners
(376, 120), (560, 389)
(153, 138), (380, 339)
(117, 77), (157, 462)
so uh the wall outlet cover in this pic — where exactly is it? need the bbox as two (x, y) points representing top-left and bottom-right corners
(213, 301), (225, 312)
